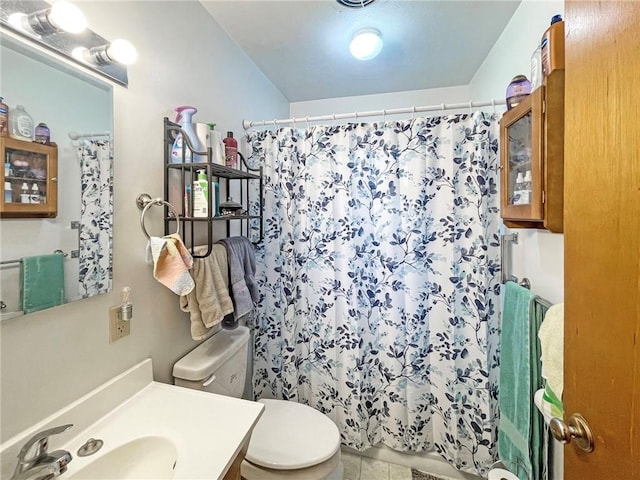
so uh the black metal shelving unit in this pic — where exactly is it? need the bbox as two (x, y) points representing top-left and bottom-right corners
(163, 118), (263, 258)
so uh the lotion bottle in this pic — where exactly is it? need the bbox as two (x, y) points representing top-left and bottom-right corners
(193, 170), (209, 218)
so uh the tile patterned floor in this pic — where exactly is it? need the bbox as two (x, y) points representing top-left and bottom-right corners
(342, 452), (413, 480)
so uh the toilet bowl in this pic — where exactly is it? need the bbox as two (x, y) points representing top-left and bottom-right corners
(173, 326), (343, 480)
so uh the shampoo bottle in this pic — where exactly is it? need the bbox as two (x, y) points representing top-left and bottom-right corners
(193, 170), (209, 218)
(171, 106), (204, 163)
(223, 131), (238, 168)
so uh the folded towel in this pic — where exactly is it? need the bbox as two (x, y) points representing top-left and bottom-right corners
(498, 281), (544, 480)
(179, 244), (234, 340)
(538, 303), (564, 402)
(218, 237), (259, 320)
(21, 253), (65, 314)
(146, 234), (194, 295)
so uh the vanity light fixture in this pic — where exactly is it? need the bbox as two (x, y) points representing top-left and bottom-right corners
(7, 1), (86, 37)
(72, 39), (138, 66)
(349, 28), (383, 61)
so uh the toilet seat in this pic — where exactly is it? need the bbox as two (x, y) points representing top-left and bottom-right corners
(246, 399), (340, 470)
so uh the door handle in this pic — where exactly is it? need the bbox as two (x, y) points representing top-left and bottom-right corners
(549, 413), (595, 453)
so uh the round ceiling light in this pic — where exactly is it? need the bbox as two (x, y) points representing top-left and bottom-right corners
(349, 28), (383, 61)
(336, 0), (376, 7)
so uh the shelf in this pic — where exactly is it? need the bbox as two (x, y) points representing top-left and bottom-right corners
(163, 117), (263, 254)
(167, 162), (261, 180)
(5, 176), (47, 183)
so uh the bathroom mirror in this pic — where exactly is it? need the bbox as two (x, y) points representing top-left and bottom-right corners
(0, 30), (114, 320)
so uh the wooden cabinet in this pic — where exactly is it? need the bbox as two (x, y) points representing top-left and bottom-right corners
(1, 137), (58, 218)
(500, 69), (564, 233)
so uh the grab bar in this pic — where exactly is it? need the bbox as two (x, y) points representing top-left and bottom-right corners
(136, 193), (180, 240)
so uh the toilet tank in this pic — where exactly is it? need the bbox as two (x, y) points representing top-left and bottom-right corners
(173, 326), (249, 398)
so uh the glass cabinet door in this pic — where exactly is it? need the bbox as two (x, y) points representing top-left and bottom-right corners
(500, 87), (544, 222)
(1, 137), (58, 218)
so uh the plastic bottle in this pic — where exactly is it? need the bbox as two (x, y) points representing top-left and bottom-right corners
(0, 97), (8, 136)
(34, 123), (50, 145)
(171, 106), (204, 163)
(530, 46), (542, 90)
(193, 170), (209, 218)
(9, 105), (34, 141)
(521, 170), (532, 204)
(20, 182), (29, 203)
(541, 14), (565, 78)
(4, 161), (11, 177)
(212, 179), (220, 216)
(512, 172), (524, 205)
(4, 182), (12, 203)
(223, 131), (238, 169)
(30, 183), (40, 204)
(184, 184), (191, 217)
(505, 75), (532, 110)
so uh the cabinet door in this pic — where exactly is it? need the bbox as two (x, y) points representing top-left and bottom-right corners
(500, 87), (544, 224)
(1, 137), (58, 218)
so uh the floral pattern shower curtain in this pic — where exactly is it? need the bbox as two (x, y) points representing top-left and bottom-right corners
(77, 139), (113, 298)
(247, 113), (501, 475)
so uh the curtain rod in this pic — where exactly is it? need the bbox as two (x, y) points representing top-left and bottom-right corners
(243, 98), (506, 129)
(68, 131), (111, 140)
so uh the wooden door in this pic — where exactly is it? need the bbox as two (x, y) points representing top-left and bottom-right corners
(563, 1), (640, 478)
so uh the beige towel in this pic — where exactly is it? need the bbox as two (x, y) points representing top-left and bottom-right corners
(537, 302), (564, 399)
(179, 244), (234, 340)
(146, 234), (194, 295)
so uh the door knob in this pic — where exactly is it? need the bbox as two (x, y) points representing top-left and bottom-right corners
(549, 414), (595, 453)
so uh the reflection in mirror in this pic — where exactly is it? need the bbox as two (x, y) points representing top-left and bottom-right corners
(0, 31), (113, 320)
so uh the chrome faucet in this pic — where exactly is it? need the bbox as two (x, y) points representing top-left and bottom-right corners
(11, 424), (73, 480)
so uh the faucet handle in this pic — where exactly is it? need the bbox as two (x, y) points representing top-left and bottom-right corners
(17, 424), (73, 462)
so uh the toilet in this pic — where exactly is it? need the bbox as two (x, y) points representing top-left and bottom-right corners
(173, 326), (343, 480)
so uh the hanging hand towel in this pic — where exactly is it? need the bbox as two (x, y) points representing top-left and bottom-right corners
(20, 253), (65, 314)
(498, 281), (543, 480)
(218, 237), (258, 320)
(538, 303), (564, 415)
(146, 233), (194, 295)
(179, 244), (234, 340)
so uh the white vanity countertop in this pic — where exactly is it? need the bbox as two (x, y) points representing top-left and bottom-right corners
(0, 359), (264, 480)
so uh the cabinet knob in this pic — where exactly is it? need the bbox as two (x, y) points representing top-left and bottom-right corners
(51, 177), (58, 182)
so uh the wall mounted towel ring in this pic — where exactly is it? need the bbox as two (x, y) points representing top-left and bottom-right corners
(136, 193), (179, 240)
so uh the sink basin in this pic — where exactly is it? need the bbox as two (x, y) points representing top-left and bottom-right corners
(67, 436), (177, 479)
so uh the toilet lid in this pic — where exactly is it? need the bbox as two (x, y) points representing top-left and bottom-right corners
(246, 399), (340, 470)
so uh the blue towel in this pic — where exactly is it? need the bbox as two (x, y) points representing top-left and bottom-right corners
(20, 254), (65, 314)
(498, 281), (544, 480)
(218, 237), (259, 322)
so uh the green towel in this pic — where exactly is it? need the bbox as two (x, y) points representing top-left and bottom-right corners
(20, 254), (65, 314)
(498, 281), (545, 480)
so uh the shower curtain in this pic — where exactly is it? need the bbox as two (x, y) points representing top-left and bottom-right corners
(77, 139), (113, 298)
(247, 112), (501, 475)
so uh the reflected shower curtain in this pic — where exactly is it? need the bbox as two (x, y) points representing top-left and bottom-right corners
(77, 139), (113, 297)
(247, 113), (501, 475)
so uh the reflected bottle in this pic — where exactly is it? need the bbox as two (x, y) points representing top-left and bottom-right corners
(506, 75), (532, 110)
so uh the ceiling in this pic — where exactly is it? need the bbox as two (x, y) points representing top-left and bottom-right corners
(200, 0), (521, 102)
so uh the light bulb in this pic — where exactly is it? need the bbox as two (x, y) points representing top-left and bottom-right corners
(7, 13), (29, 33)
(49, 1), (87, 34)
(349, 28), (383, 61)
(71, 46), (90, 63)
(107, 39), (138, 65)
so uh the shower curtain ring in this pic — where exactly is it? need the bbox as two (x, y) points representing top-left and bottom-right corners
(306, 116), (310, 129)
(383, 109), (386, 124)
(491, 99), (496, 114)
(441, 103), (445, 115)
(468, 101), (473, 114)
(411, 106), (416, 120)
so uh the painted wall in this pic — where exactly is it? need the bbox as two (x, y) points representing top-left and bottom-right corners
(0, 0), (288, 442)
(470, 0), (565, 305)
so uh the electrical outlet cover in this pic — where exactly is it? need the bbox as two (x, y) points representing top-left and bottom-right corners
(109, 305), (130, 342)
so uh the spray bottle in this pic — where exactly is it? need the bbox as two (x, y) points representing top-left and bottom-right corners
(171, 106), (204, 163)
